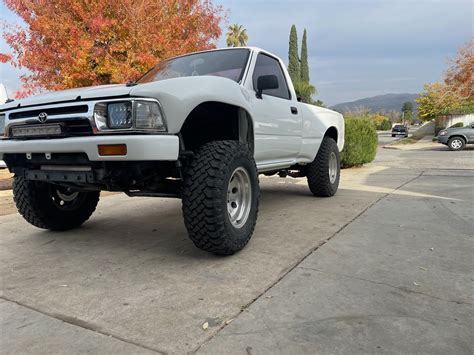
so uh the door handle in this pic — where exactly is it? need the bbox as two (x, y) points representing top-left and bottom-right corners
(291, 106), (298, 115)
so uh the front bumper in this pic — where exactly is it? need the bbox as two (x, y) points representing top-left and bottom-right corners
(0, 135), (180, 161)
(437, 135), (449, 144)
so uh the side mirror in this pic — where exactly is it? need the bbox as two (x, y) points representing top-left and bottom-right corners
(256, 75), (278, 99)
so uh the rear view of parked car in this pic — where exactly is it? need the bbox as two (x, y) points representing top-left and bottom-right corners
(391, 124), (408, 137)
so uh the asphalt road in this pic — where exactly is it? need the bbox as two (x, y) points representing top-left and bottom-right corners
(1, 137), (473, 354)
(377, 126), (418, 146)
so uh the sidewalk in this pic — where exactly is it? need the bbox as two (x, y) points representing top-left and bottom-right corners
(198, 169), (474, 354)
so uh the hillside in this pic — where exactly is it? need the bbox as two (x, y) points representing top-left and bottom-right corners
(331, 93), (418, 113)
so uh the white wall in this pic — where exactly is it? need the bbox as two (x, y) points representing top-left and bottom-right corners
(437, 114), (474, 129)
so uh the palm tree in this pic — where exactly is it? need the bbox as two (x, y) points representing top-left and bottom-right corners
(226, 24), (248, 47)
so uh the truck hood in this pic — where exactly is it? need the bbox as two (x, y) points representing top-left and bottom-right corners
(1, 84), (132, 111)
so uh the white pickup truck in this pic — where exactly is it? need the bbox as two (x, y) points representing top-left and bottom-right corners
(0, 47), (344, 255)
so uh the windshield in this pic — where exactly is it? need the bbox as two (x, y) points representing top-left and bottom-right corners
(137, 49), (250, 84)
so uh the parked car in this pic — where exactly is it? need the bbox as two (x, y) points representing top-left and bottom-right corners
(391, 124), (408, 137)
(0, 47), (344, 255)
(436, 123), (474, 151)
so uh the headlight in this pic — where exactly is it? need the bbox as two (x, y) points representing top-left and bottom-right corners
(439, 130), (447, 136)
(0, 114), (5, 136)
(93, 100), (166, 132)
(107, 102), (133, 129)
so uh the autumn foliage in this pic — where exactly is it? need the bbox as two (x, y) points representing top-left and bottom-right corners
(2, 0), (223, 98)
(445, 38), (473, 100)
(417, 38), (474, 120)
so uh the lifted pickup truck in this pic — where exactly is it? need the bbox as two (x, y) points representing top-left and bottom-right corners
(0, 47), (344, 255)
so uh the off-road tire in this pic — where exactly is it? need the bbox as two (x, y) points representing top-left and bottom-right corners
(306, 137), (340, 197)
(448, 136), (465, 151)
(13, 176), (100, 231)
(182, 141), (259, 255)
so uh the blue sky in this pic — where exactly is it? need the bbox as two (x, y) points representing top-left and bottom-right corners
(0, 0), (472, 105)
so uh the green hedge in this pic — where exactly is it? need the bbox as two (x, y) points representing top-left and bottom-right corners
(341, 118), (378, 168)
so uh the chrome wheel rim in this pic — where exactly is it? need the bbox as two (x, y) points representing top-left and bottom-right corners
(227, 167), (252, 229)
(451, 139), (462, 149)
(329, 152), (338, 184)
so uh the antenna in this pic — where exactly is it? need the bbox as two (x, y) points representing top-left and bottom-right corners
(0, 84), (8, 105)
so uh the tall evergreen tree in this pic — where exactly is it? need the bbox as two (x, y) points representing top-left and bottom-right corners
(300, 29), (309, 83)
(288, 25), (300, 84)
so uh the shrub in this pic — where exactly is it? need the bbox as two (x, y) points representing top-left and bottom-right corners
(378, 118), (392, 131)
(368, 113), (392, 131)
(341, 118), (378, 168)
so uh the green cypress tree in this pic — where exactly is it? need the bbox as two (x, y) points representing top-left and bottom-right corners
(300, 29), (309, 83)
(288, 25), (300, 85)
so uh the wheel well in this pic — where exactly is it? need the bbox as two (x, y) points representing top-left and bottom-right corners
(324, 127), (338, 143)
(180, 102), (254, 153)
(449, 135), (466, 142)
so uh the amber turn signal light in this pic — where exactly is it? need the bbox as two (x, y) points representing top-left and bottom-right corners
(98, 144), (127, 156)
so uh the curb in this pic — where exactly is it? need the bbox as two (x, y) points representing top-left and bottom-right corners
(382, 145), (401, 150)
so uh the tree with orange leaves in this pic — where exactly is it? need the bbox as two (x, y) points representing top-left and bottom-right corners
(444, 38), (473, 100)
(417, 38), (474, 120)
(2, 0), (223, 98)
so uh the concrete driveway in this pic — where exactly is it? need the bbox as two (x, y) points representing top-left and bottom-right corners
(1, 139), (473, 354)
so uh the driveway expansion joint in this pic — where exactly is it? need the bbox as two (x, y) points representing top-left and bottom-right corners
(0, 296), (166, 354)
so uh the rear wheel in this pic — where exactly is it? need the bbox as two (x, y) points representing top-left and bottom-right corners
(13, 177), (100, 231)
(448, 137), (465, 151)
(182, 141), (259, 255)
(306, 137), (340, 197)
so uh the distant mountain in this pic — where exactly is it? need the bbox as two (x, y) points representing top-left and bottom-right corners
(331, 93), (418, 113)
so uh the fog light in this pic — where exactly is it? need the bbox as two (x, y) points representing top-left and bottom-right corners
(98, 144), (127, 156)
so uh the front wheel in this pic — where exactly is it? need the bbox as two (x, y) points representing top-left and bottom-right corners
(448, 137), (465, 151)
(306, 137), (341, 197)
(13, 177), (100, 231)
(182, 141), (259, 255)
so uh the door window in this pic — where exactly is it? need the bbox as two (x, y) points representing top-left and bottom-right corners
(252, 54), (290, 100)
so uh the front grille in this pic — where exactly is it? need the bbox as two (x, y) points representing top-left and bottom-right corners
(62, 119), (93, 136)
(9, 105), (89, 120)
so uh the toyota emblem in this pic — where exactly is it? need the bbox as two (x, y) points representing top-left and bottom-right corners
(38, 112), (48, 123)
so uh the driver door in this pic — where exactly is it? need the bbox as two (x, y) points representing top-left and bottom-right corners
(249, 53), (302, 169)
